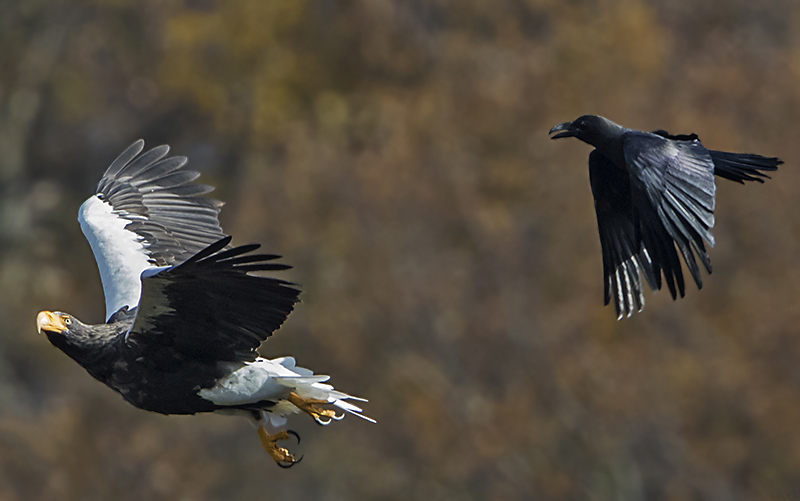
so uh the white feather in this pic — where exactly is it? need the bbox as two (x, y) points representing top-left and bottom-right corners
(78, 195), (154, 321)
(199, 357), (375, 424)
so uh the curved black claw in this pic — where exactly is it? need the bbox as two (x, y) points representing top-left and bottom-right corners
(276, 455), (304, 469)
(287, 429), (301, 445)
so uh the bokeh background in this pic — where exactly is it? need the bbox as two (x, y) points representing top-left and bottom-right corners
(1, 1), (799, 499)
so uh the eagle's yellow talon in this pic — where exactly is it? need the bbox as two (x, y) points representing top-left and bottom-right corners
(257, 427), (302, 468)
(288, 391), (344, 425)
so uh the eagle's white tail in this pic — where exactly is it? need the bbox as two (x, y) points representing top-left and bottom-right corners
(272, 356), (375, 425)
(199, 356), (374, 428)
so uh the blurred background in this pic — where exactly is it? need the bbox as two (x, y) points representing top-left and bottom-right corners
(1, 0), (799, 499)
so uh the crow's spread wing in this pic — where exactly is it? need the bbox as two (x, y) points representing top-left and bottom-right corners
(652, 129), (782, 184)
(623, 132), (715, 294)
(588, 151), (657, 319)
(78, 140), (227, 320)
(126, 237), (300, 366)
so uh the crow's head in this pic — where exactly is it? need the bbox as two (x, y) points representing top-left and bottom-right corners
(549, 115), (625, 148)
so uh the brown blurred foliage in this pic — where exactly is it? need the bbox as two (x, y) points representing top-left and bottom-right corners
(1, 0), (800, 499)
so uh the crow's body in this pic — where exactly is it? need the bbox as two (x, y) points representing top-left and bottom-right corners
(550, 115), (781, 318)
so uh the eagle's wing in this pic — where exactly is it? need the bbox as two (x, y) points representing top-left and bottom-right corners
(78, 140), (227, 320)
(623, 132), (716, 294)
(588, 150), (657, 319)
(126, 237), (300, 365)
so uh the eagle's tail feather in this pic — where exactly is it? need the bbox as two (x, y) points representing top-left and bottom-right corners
(275, 375), (376, 424)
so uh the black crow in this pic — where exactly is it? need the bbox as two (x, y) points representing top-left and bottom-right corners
(549, 115), (782, 319)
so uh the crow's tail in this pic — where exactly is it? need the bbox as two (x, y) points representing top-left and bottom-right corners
(710, 150), (782, 184)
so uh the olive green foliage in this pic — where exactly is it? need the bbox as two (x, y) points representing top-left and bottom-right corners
(1, 0), (799, 499)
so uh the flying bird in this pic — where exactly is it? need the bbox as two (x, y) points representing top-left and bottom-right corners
(36, 140), (373, 467)
(549, 115), (782, 319)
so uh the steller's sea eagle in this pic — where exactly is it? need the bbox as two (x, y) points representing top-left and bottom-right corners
(36, 140), (373, 467)
(549, 115), (782, 319)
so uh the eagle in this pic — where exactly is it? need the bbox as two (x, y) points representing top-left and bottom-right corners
(36, 140), (373, 467)
(549, 115), (782, 319)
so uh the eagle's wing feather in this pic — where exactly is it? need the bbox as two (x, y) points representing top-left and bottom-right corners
(78, 140), (227, 320)
(126, 237), (300, 365)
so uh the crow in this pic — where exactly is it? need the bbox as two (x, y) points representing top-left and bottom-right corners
(549, 115), (782, 319)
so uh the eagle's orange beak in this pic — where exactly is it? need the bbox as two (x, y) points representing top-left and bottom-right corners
(37, 311), (67, 334)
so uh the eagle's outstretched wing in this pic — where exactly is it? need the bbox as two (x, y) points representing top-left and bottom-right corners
(78, 140), (227, 320)
(127, 236), (301, 365)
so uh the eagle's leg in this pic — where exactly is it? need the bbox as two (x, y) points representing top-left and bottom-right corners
(257, 427), (303, 468)
(288, 391), (344, 426)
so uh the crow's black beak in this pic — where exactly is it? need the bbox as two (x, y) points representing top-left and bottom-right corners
(549, 121), (576, 139)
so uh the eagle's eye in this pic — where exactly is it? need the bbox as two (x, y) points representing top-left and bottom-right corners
(63, 316), (72, 326)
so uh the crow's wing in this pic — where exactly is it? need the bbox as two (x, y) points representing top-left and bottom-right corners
(126, 237), (300, 366)
(623, 132), (715, 293)
(588, 151), (657, 319)
(651, 129), (782, 184)
(78, 140), (227, 320)
(651, 129), (699, 142)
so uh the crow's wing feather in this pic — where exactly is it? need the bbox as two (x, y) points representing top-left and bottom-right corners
(652, 129), (781, 184)
(589, 151), (655, 319)
(623, 132), (715, 291)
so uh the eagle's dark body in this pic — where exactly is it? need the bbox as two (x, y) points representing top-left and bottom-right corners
(44, 308), (220, 414)
(43, 235), (300, 415)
